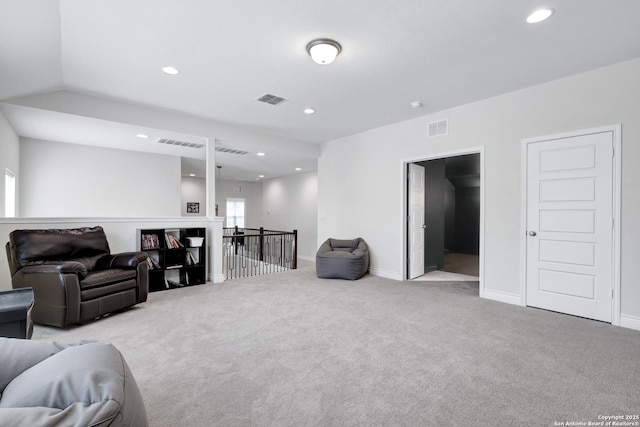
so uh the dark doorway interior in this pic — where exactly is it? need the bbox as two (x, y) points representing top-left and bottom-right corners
(417, 153), (480, 276)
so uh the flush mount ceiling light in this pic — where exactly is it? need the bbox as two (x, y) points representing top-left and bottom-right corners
(527, 8), (554, 24)
(162, 66), (180, 75)
(306, 39), (342, 65)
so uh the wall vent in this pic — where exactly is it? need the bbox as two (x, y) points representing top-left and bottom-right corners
(157, 138), (204, 149)
(215, 146), (249, 155)
(257, 93), (286, 105)
(428, 119), (448, 138)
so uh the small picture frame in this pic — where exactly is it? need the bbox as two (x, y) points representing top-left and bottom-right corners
(186, 202), (199, 213)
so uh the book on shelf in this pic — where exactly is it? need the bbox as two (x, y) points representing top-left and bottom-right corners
(141, 233), (161, 250)
(164, 233), (184, 249)
(145, 256), (161, 270)
(185, 251), (197, 266)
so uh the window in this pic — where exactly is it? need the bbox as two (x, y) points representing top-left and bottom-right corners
(226, 198), (245, 228)
(5, 169), (15, 217)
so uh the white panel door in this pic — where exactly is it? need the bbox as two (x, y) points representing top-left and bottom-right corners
(525, 131), (614, 322)
(408, 163), (425, 279)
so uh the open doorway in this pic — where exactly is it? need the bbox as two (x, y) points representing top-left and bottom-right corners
(405, 150), (482, 287)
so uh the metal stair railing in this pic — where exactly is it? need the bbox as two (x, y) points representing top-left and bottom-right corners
(222, 226), (297, 280)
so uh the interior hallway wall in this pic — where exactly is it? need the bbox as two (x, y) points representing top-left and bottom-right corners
(263, 171), (318, 262)
(216, 178), (263, 228)
(181, 176), (206, 217)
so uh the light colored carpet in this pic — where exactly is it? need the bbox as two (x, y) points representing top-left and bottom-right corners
(32, 267), (640, 426)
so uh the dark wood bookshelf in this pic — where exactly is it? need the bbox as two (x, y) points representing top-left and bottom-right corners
(137, 227), (206, 292)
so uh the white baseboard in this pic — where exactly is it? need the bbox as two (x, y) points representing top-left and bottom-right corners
(482, 289), (522, 306)
(210, 273), (225, 284)
(619, 314), (640, 332)
(369, 268), (403, 281)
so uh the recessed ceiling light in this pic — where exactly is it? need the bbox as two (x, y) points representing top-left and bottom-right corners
(257, 152), (266, 156)
(136, 134), (149, 139)
(304, 108), (316, 114)
(410, 101), (422, 109)
(162, 66), (180, 75)
(189, 173), (195, 177)
(295, 168), (302, 171)
(527, 8), (554, 24)
(258, 175), (265, 178)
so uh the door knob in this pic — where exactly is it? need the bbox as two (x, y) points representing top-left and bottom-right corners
(528, 231), (537, 236)
(422, 225), (427, 229)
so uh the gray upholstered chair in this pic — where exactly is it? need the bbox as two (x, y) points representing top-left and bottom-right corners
(0, 338), (148, 427)
(316, 238), (369, 280)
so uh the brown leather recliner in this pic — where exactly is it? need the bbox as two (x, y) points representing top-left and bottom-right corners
(5, 226), (149, 327)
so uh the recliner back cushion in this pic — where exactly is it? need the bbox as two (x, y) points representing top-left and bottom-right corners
(10, 227), (111, 268)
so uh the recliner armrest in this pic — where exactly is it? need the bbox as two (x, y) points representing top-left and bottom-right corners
(96, 252), (148, 270)
(20, 261), (88, 279)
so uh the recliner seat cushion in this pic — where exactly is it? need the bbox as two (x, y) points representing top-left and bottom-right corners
(81, 269), (136, 288)
(80, 270), (137, 301)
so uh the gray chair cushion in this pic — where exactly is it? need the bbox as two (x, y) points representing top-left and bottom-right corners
(0, 339), (65, 393)
(0, 338), (148, 427)
(316, 237), (369, 280)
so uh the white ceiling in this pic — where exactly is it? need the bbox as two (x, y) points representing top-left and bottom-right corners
(1, 0), (639, 179)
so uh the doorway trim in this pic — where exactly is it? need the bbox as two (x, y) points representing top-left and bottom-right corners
(402, 146), (485, 297)
(520, 124), (621, 325)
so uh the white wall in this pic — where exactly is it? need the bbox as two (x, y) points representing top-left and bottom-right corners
(0, 112), (20, 217)
(263, 171), (317, 262)
(20, 138), (181, 217)
(181, 176), (206, 216)
(318, 58), (640, 324)
(216, 179), (263, 228)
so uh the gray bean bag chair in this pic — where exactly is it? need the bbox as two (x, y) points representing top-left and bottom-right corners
(316, 238), (369, 280)
(0, 338), (148, 427)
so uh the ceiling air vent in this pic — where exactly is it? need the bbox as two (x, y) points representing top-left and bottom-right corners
(428, 119), (448, 138)
(215, 147), (249, 155)
(257, 93), (286, 105)
(157, 138), (204, 149)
